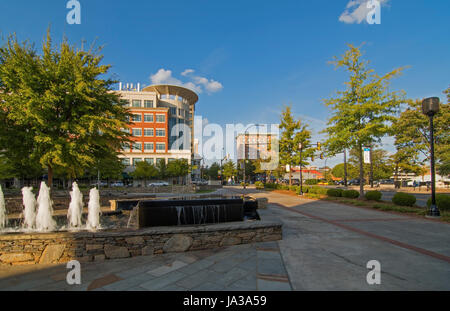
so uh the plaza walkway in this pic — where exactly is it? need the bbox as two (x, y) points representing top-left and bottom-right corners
(0, 187), (449, 291)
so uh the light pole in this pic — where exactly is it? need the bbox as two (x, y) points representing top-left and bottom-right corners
(299, 143), (303, 195)
(422, 97), (440, 217)
(242, 124), (260, 189)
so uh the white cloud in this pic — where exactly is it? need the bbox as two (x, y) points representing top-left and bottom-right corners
(181, 69), (195, 76)
(149, 68), (223, 95)
(339, 0), (389, 24)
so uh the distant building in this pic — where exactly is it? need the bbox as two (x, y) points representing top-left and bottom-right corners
(116, 84), (198, 172)
(236, 133), (276, 161)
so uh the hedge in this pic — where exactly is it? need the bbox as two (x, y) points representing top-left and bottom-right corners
(305, 179), (319, 185)
(392, 192), (416, 207)
(308, 186), (328, 195)
(427, 194), (450, 211)
(327, 188), (343, 197)
(255, 181), (264, 189)
(342, 190), (360, 199)
(365, 190), (382, 201)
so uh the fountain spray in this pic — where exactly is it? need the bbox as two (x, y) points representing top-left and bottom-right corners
(0, 185), (7, 229)
(86, 187), (101, 230)
(36, 182), (56, 232)
(22, 187), (37, 230)
(68, 182), (84, 228)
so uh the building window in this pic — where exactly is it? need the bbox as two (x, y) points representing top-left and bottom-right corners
(144, 128), (154, 137)
(156, 129), (166, 137)
(168, 158), (176, 163)
(121, 158), (130, 166)
(156, 114), (165, 123)
(121, 128), (130, 134)
(156, 143), (165, 151)
(132, 114), (142, 122)
(132, 129), (142, 137)
(133, 142), (142, 152)
(132, 100), (142, 108)
(144, 114), (154, 122)
(120, 99), (130, 107)
(121, 143), (130, 152)
(133, 158), (143, 166)
(170, 107), (177, 115)
(144, 143), (154, 152)
(144, 100), (154, 108)
(145, 158), (155, 165)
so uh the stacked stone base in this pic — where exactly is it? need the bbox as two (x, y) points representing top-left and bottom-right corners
(0, 221), (282, 266)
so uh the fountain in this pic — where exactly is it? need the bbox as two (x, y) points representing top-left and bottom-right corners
(86, 187), (101, 230)
(67, 182), (83, 229)
(35, 182), (56, 232)
(0, 185), (6, 229)
(22, 187), (37, 230)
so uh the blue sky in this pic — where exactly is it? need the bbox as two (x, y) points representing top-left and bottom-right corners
(0, 0), (449, 166)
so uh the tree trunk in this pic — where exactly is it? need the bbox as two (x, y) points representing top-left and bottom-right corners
(289, 164), (292, 186)
(358, 143), (364, 198)
(48, 165), (54, 189)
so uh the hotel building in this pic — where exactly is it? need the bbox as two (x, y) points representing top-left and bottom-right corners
(236, 133), (276, 161)
(117, 84), (198, 170)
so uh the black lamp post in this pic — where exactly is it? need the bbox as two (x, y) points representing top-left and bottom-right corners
(422, 97), (440, 217)
(299, 143), (303, 195)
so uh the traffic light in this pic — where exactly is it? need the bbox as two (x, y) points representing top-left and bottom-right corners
(320, 153), (324, 160)
(311, 155), (315, 162)
(317, 142), (321, 151)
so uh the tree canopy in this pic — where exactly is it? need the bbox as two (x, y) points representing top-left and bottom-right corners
(0, 30), (131, 187)
(322, 44), (405, 197)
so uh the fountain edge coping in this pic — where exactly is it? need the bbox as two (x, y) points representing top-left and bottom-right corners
(0, 220), (282, 241)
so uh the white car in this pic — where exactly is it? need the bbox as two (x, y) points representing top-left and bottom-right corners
(148, 182), (169, 187)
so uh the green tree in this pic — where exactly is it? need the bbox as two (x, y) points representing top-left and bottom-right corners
(0, 30), (131, 187)
(205, 162), (220, 180)
(331, 163), (358, 180)
(322, 44), (405, 197)
(392, 97), (450, 176)
(349, 148), (393, 181)
(156, 159), (168, 180)
(222, 160), (237, 181)
(131, 161), (158, 186)
(167, 159), (190, 184)
(279, 106), (314, 185)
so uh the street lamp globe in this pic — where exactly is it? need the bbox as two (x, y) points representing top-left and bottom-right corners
(422, 97), (440, 116)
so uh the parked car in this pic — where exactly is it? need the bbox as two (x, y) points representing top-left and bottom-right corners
(111, 181), (124, 187)
(348, 178), (366, 186)
(91, 181), (108, 187)
(148, 181), (169, 187)
(379, 179), (395, 185)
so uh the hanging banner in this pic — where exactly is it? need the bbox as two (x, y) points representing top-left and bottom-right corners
(364, 147), (371, 164)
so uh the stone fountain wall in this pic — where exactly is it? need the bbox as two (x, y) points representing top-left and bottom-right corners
(0, 221), (282, 266)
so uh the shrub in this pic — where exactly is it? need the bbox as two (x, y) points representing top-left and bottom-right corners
(305, 179), (319, 185)
(392, 192), (416, 207)
(426, 194), (450, 211)
(255, 181), (264, 189)
(289, 185), (299, 192)
(240, 182), (249, 187)
(342, 190), (360, 199)
(264, 183), (277, 189)
(365, 190), (382, 201)
(327, 188), (343, 197)
(308, 186), (328, 195)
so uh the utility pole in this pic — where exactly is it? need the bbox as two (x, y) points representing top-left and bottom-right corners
(299, 143), (303, 195)
(370, 145), (374, 188)
(344, 149), (348, 187)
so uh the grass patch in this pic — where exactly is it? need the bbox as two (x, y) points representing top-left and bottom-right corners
(195, 189), (216, 194)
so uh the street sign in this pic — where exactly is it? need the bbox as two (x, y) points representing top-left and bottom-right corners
(364, 147), (371, 164)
